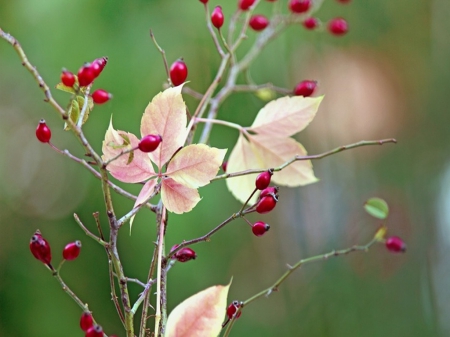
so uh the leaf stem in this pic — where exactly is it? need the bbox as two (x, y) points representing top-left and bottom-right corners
(195, 117), (243, 131)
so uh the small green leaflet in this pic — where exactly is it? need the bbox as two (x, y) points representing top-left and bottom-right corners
(364, 197), (389, 219)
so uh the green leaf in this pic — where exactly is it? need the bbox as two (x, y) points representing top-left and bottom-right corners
(56, 82), (76, 94)
(64, 99), (80, 130)
(364, 197), (389, 219)
(126, 151), (134, 165)
(120, 133), (131, 146)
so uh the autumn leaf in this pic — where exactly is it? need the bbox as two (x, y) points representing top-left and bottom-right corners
(166, 283), (230, 337)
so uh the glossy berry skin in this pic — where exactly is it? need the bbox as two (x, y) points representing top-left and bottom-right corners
(61, 69), (75, 87)
(256, 194), (278, 214)
(85, 324), (103, 337)
(252, 221), (270, 237)
(63, 241), (82, 260)
(227, 301), (242, 320)
(91, 56), (108, 78)
(199, 0), (208, 3)
(138, 135), (162, 153)
(80, 312), (94, 332)
(77, 63), (96, 87)
(222, 161), (228, 172)
(249, 15), (269, 32)
(294, 80), (317, 97)
(36, 119), (52, 143)
(29, 230), (52, 266)
(169, 60), (188, 86)
(175, 247), (197, 262)
(92, 89), (112, 104)
(255, 171), (272, 190)
(303, 17), (319, 30)
(239, 0), (255, 10)
(259, 186), (279, 200)
(289, 0), (311, 14)
(211, 6), (224, 29)
(328, 17), (348, 36)
(385, 236), (406, 253)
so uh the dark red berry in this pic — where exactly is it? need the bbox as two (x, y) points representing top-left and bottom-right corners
(303, 17), (319, 30)
(85, 324), (103, 337)
(385, 236), (406, 253)
(61, 69), (76, 87)
(169, 60), (188, 86)
(328, 17), (348, 36)
(259, 186), (279, 200)
(77, 63), (96, 87)
(227, 301), (242, 320)
(36, 119), (52, 143)
(29, 230), (52, 267)
(252, 221), (270, 236)
(138, 135), (162, 153)
(211, 6), (224, 29)
(294, 80), (317, 97)
(249, 15), (269, 32)
(63, 241), (82, 260)
(255, 170), (272, 190)
(199, 0), (208, 3)
(80, 312), (94, 332)
(256, 194), (278, 214)
(222, 161), (228, 172)
(91, 57), (108, 78)
(92, 89), (112, 104)
(175, 247), (197, 262)
(289, 0), (311, 13)
(239, 0), (255, 10)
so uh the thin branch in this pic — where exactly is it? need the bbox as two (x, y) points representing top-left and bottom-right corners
(154, 203), (166, 337)
(73, 213), (108, 246)
(77, 84), (92, 128)
(150, 30), (171, 84)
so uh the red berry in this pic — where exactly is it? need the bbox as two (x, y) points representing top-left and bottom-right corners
(61, 69), (75, 87)
(238, 0), (255, 10)
(222, 161), (228, 172)
(252, 221), (270, 236)
(77, 63), (96, 87)
(85, 324), (103, 337)
(256, 194), (278, 214)
(80, 312), (94, 332)
(249, 15), (269, 32)
(211, 6), (224, 29)
(259, 186), (279, 200)
(303, 17), (319, 30)
(36, 119), (52, 143)
(199, 0), (208, 3)
(293, 80), (317, 97)
(289, 0), (311, 14)
(328, 17), (348, 36)
(227, 301), (242, 320)
(92, 89), (112, 104)
(138, 135), (162, 153)
(385, 236), (406, 253)
(175, 247), (197, 262)
(29, 230), (52, 267)
(169, 59), (188, 86)
(91, 57), (108, 78)
(255, 170), (272, 190)
(63, 241), (82, 260)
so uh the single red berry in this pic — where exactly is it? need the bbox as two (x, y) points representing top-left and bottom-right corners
(175, 247), (197, 262)
(138, 134), (162, 153)
(29, 230), (52, 267)
(199, 0), (208, 3)
(249, 15), (269, 32)
(211, 6), (224, 29)
(303, 17), (319, 30)
(61, 69), (76, 87)
(92, 89), (113, 104)
(227, 301), (242, 320)
(91, 56), (108, 78)
(255, 170), (272, 190)
(259, 186), (279, 200)
(222, 161), (228, 172)
(385, 236), (406, 253)
(36, 119), (52, 143)
(328, 17), (348, 36)
(256, 194), (278, 214)
(252, 221), (270, 237)
(289, 0), (311, 14)
(80, 312), (94, 332)
(63, 241), (82, 261)
(77, 63), (96, 87)
(294, 80), (317, 97)
(85, 324), (103, 337)
(169, 59), (188, 86)
(239, 0), (255, 10)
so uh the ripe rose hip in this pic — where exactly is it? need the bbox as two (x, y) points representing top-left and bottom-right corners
(211, 6), (224, 29)
(63, 240), (82, 260)
(92, 89), (112, 104)
(222, 161), (228, 172)
(138, 134), (162, 153)
(199, 0), (208, 3)
(385, 236), (406, 253)
(256, 194), (278, 214)
(85, 324), (103, 337)
(294, 80), (317, 97)
(289, 0), (311, 14)
(77, 63), (96, 87)
(259, 186), (279, 200)
(80, 312), (94, 332)
(328, 17), (348, 36)
(169, 59), (188, 86)
(29, 230), (52, 267)
(303, 17), (319, 30)
(255, 170), (272, 190)
(61, 69), (75, 87)
(91, 56), (108, 78)
(36, 119), (52, 143)
(227, 301), (242, 320)
(175, 247), (197, 262)
(252, 221), (270, 236)
(249, 15), (269, 32)
(239, 0), (255, 11)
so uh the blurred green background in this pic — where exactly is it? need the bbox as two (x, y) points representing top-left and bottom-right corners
(0, 0), (447, 336)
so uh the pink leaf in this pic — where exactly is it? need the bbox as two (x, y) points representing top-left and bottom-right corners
(129, 179), (158, 231)
(140, 86), (188, 169)
(166, 144), (227, 188)
(102, 119), (155, 183)
(166, 283), (231, 337)
(161, 178), (201, 214)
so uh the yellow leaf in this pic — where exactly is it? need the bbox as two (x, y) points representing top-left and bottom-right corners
(161, 178), (201, 214)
